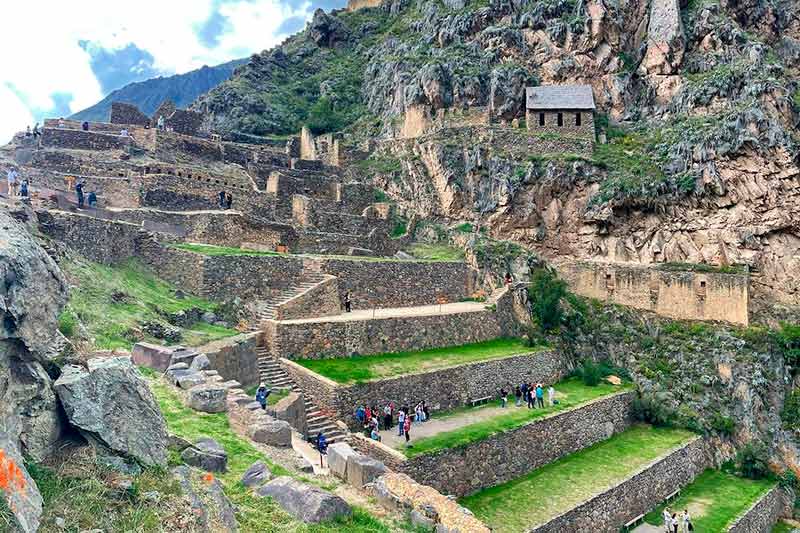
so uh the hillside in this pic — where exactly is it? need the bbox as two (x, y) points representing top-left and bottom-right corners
(71, 59), (246, 122)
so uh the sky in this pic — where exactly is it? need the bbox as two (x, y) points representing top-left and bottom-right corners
(0, 0), (346, 144)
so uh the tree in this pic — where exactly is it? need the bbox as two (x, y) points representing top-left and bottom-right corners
(306, 97), (345, 134)
(528, 267), (568, 332)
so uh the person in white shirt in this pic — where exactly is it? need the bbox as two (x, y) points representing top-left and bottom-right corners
(662, 508), (672, 533)
(548, 385), (555, 406)
(6, 168), (18, 197)
(681, 509), (692, 532)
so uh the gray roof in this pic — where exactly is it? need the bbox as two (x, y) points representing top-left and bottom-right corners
(526, 85), (596, 110)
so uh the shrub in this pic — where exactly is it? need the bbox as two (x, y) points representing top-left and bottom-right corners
(776, 322), (800, 370)
(779, 469), (798, 489)
(781, 390), (800, 430)
(736, 442), (770, 479)
(632, 393), (677, 427)
(576, 359), (602, 386)
(454, 222), (474, 233)
(528, 267), (567, 332)
(524, 322), (546, 348)
(306, 97), (346, 134)
(710, 413), (735, 436)
(58, 310), (77, 338)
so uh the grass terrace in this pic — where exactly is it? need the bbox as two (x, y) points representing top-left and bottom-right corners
(296, 338), (542, 384)
(60, 258), (237, 350)
(402, 377), (633, 458)
(460, 425), (696, 533)
(173, 242), (464, 263)
(644, 469), (774, 531)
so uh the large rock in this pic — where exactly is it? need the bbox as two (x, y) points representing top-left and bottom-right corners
(176, 371), (206, 390)
(249, 419), (292, 447)
(189, 353), (211, 371)
(131, 342), (174, 372)
(241, 461), (272, 488)
(346, 454), (388, 488)
(53, 356), (168, 466)
(267, 392), (307, 437)
(173, 465), (238, 532)
(0, 434), (43, 533)
(188, 385), (227, 413)
(256, 476), (352, 523)
(327, 442), (358, 480)
(182, 437), (228, 472)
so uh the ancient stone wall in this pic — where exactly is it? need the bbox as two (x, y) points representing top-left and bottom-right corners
(525, 110), (595, 140)
(166, 109), (204, 136)
(275, 275), (341, 321)
(531, 437), (710, 532)
(155, 131), (222, 161)
(282, 351), (569, 429)
(267, 307), (509, 360)
(347, 0), (382, 11)
(557, 261), (750, 325)
(727, 486), (793, 533)
(196, 333), (260, 388)
(199, 254), (306, 301)
(318, 259), (470, 308)
(110, 102), (151, 126)
(400, 392), (634, 497)
(41, 128), (131, 151)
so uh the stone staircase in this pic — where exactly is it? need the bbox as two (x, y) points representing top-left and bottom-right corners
(256, 346), (346, 444)
(251, 269), (329, 328)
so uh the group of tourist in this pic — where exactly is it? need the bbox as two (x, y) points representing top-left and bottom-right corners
(663, 508), (693, 532)
(218, 190), (233, 210)
(499, 381), (555, 409)
(24, 123), (41, 141)
(5, 167), (29, 199)
(355, 401), (429, 445)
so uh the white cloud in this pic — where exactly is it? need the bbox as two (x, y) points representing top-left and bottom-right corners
(0, 0), (322, 144)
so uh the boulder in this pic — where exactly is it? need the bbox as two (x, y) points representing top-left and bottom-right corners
(249, 419), (292, 447)
(267, 392), (307, 436)
(189, 353), (211, 371)
(53, 357), (168, 466)
(182, 438), (228, 472)
(169, 347), (199, 367)
(176, 371), (206, 390)
(241, 461), (272, 488)
(327, 442), (358, 480)
(201, 311), (218, 324)
(346, 454), (388, 488)
(256, 477), (352, 523)
(0, 434), (43, 533)
(188, 385), (228, 413)
(173, 465), (238, 532)
(131, 342), (174, 372)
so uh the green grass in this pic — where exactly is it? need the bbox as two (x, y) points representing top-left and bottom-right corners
(148, 376), (409, 532)
(174, 243), (286, 257)
(296, 338), (539, 384)
(63, 258), (238, 350)
(460, 425), (696, 533)
(405, 378), (634, 458)
(773, 520), (797, 533)
(644, 469), (774, 531)
(406, 243), (465, 262)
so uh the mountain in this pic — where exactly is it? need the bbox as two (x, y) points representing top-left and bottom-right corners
(70, 58), (247, 122)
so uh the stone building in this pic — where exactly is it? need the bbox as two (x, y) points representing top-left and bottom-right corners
(525, 85), (596, 143)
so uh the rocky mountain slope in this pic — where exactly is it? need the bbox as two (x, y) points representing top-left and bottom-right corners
(71, 59), (246, 122)
(195, 0), (800, 318)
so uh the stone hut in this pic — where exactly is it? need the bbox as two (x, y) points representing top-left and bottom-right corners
(525, 85), (596, 143)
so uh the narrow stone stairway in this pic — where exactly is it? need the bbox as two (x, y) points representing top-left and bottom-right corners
(255, 346), (346, 444)
(251, 262), (328, 326)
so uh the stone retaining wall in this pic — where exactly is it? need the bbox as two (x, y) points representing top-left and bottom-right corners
(275, 276), (341, 321)
(195, 333), (260, 388)
(531, 437), (710, 532)
(282, 350), (569, 431)
(41, 128), (131, 151)
(728, 485), (792, 533)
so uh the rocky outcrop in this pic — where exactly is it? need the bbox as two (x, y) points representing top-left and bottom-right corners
(54, 357), (168, 466)
(0, 210), (68, 532)
(256, 476), (352, 523)
(641, 0), (685, 75)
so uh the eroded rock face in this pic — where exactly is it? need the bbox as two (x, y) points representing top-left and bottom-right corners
(641, 0), (685, 75)
(54, 357), (168, 466)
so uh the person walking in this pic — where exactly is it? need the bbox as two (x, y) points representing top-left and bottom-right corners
(499, 387), (508, 408)
(32, 123), (40, 141)
(681, 509), (692, 532)
(403, 413), (412, 446)
(671, 513), (679, 533)
(355, 405), (366, 425)
(157, 115), (165, 131)
(548, 384), (556, 406)
(397, 408), (406, 436)
(536, 383), (545, 408)
(662, 508), (672, 533)
(75, 180), (85, 208)
(344, 292), (352, 313)
(255, 383), (271, 410)
(6, 167), (18, 197)
(422, 400), (429, 421)
(383, 404), (392, 431)
(527, 381), (534, 408)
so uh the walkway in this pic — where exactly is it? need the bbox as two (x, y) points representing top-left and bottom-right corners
(280, 299), (494, 325)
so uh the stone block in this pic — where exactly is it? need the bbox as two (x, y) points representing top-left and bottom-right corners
(182, 438), (227, 472)
(249, 419), (292, 447)
(189, 353), (211, 371)
(169, 347), (198, 367)
(327, 442), (358, 480)
(241, 461), (272, 488)
(256, 477), (352, 523)
(132, 342), (174, 371)
(176, 372), (206, 390)
(267, 392), (307, 436)
(346, 454), (388, 488)
(188, 385), (228, 413)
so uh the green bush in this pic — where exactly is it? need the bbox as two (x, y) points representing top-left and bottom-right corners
(632, 393), (677, 427)
(528, 267), (567, 332)
(58, 310), (77, 338)
(306, 97), (347, 134)
(710, 413), (735, 436)
(775, 322), (800, 370)
(455, 222), (474, 233)
(736, 443), (770, 480)
(524, 322), (546, 348)
(576, 359), (602, 386)
(781, 390), (800, 429)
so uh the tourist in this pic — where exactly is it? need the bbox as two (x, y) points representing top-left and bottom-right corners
(58, 118), (65, 128)
(344, 291), (352, 313)
(521, 381), (529, 405)
(157, 115), (165, 131)
(527, 381), (534, 408)
(87, 191), (97, 208)
(671, 513), (679, 533)
(82, 121), (89, 131)
(414, 402), (422, 422)
(548, 384), (555, 406)
(514, 385), (522, 407)
(499, 387), (508, 408)
(397, 408), (406, 436)
(6, 167), (18, 198)
(19, 179), (29, 199)
(355, 405), (366, 425)
(535, 383), (544, 408)
(422, 400), (429, 421)
(255, 383), (271, 410)
(371, 426), (381, 441)
(682, 509), (692, 532)
(120, 128), (129, 137)
(25, 126), (32, 137)
(32, 123), (40, 140)
(75, 180), (85, 208)
(505, 272), (512, 286)
(403, 412), (412, 445)
(218, 190), (226, 208)
(225, 192), (233, 209)
(316, 431), (328, 454)
(662, 508), (672, 533)
(383, 404), (392, 430)
(64, 174), (75, 193)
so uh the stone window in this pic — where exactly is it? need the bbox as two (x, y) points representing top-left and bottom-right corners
(575, 113), (582, 126)
(538, 113), (545, 126)
(557, 113), (563, 127)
